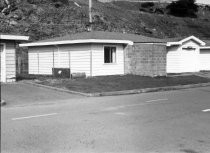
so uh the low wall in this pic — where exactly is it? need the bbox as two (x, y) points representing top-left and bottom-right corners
(125, 43), (167, 77)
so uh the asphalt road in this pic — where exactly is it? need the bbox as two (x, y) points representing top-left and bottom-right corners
(1, 82), (83, 106)
(1, 86), (210, 153)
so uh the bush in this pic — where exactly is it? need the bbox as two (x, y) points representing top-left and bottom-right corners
(167, 0), (198, 17)
(141, 2), (154, 8)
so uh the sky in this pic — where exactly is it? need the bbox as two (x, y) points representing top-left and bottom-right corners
(196, 0), (210, 5)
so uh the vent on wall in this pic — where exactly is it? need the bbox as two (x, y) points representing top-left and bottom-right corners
(182, 46), (196, 50)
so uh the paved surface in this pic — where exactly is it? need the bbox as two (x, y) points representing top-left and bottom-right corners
(1, 86), (210, 153)
(1, 82), (83, 106)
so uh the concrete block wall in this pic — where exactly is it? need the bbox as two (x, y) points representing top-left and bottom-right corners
(125, 43), (167, 77)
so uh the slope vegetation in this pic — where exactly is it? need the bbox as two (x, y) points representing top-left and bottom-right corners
(0, 0), (210, 40)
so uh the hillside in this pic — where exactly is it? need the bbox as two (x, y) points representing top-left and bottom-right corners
(0, 0), (210, 41)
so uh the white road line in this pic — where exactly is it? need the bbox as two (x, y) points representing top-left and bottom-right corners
(146, 98), (168, 103)
(115, 112), (127, 116)
(12, 113), (58, 121)
(104, 98), (169, 111)
(202, 109), (210, 112)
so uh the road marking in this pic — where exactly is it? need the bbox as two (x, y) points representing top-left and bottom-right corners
(104, 98), (169, 111)
(115, 112), (127, 116)
(146, 98), (168, 103)
(202, 109), (210, 112)
(12, 113), (58, 121)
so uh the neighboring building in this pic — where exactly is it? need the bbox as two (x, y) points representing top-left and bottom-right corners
(166, 36), (210, 73)
(200, 40), (210, 71)
(0, 34), (29, 82)
(20, 31), (167, 77)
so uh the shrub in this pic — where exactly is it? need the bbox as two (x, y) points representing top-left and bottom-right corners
(167, 0), (198, 17)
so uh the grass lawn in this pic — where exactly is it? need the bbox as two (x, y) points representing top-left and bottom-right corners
(32, 75), (210, 93)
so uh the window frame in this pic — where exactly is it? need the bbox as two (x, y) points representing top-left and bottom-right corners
(103, 45), (117, 64)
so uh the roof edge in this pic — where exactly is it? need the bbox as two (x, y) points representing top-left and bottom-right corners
(19, 39), (134, 47)
(0, 34), (29, 41)
(200, 46), (210, 49)
(166, 36), (206, 47)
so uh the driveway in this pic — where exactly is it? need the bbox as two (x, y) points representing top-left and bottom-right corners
(1, 82), (84, 107)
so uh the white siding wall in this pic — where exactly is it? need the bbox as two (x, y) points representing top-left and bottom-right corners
(167, 40), (200, 73)
(39, 50), (53, 74)
(5, 41), (16, 82)
(58, 44), (91, 76)
(29, 46), (55, 75)
(70, 51), (91, 76)
(0, 43), (6, 82)
(91, 44), (124, 76)
(28, 44), (91, 75)
(166, 46), (182, 73)
(28, 43), (125, 77)
(28, 50), (38, 74)
(200, 49), (210, 71)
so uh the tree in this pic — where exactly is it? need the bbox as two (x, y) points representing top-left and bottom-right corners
(167, 0), (198, 17)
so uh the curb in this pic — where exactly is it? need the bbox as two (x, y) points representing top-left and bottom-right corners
(93, 82), (210, 96)
(1, 100), (6, 106)
(23, 81), (92, 97)
(23, 81), (210, 97)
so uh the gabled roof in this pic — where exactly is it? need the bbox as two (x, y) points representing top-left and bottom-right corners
(200, 40), (210, 49)
(166, 36), (206, 47)
(19, 31), (165, 47)
(0, 34), (29, 41)
(204, 40), (210, 46)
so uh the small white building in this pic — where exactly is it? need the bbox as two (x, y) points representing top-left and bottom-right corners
(20, 31), (167, 77)
(20, 32), (134, 77)
(0, 34), (29, 82)
(166, 36), (210, 73)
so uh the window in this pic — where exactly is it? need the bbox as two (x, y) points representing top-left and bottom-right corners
(0, 44), (3, 52)
(104, 46), (116, 63)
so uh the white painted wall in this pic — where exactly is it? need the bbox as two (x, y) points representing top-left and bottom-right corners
(91, 43), (124, 76)
(28, 44), (91, 76)
(0, 41), (17, 82)
(28, 43), (125, 77)
(0, 43), (6, 82)
(70, 51), (91, 76)
(200, 49), (210, 71)
(29, 46), (55, 75)
(39, 50), (54, 75)
(167, 40), (200, 73)
(28, 50), (39, 74)
(6, 41), (16, 82)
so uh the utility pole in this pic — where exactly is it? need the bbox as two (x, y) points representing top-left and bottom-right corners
(89, 0), (92, 31)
